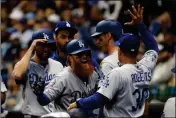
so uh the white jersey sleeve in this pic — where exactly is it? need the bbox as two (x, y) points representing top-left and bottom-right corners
(97, 69), (123, 100)
(44, 75), (66, 101)
(138, 50), (158, 70)
(1, 78), (7, 92)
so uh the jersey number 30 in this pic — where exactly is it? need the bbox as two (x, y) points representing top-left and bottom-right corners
(132, 88), (149, 112)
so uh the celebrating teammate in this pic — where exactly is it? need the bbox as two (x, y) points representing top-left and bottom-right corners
(35, 39), (99, 114)
(90, 16), (123, 118)
(51, 21), (77, 66)
(67, 5), (159, 117)
(91, 19), (123, 76)
(12, 29), (63, 117)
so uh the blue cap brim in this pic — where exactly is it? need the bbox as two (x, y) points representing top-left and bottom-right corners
(91, 32), (103, 38)
(47, 40), (56, 44)
(70, 48), (90, 55)
(55, 27), (77, 35)
(171, 68), (176, 73)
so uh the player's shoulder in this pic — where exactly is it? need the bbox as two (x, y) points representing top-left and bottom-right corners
(90, 70), (99, 79)
(110, 64), (135, 77)
(108, 67), (122, 77)
(102, 51), (119, 64)
(29, 60), (37, 65)
(54, 67), (70, 79)
(165, 97), (175, 104)
(48, 58), (63, 66)
(29, 60), (40, 69)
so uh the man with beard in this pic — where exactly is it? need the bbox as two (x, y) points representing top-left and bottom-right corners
(36, 39), (98, 114)
(51, 21), (78, 67)
(12, 29), (63, 117)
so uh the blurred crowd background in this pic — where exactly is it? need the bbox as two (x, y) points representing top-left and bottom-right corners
(1, 0), (176, 117)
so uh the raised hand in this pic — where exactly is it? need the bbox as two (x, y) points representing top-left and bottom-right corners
(30, 39), (48, 50)
(125, 4), (144, 25)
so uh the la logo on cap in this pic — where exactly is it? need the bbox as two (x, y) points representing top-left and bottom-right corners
(43, 33), (49, 39)
(66, 21), (71, 27)
(131, 49), (135, 52)
(78, 40), (84, 47)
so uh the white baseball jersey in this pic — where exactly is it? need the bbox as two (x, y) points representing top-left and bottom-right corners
(162, 97), (175, 118)
(44, 66), (99, 111)
(100, 51), (121, 75)
(99, 51), (121, 87)
(98, 50), (158, 117)
(21, 58), (63, 116)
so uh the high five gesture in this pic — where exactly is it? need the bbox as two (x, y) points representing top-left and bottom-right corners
(125, 5), (144, 25)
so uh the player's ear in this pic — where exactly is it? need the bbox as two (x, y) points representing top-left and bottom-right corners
(106, 32), (111, 40)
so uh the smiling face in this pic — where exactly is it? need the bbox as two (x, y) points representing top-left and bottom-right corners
(94, 33), (111, 53)
(69, 50), (94, 78)
(35, 43), (54, 61)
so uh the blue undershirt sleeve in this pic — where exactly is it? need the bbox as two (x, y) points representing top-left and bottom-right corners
(37, 93), (51, 106)
(137, 23), (159, 53)
(77, 92), (109, 110)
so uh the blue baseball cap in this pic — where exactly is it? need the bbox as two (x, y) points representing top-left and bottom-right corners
(66, 39), (90, 55)
(91, 19), (123, 39)
(31, 28), (55, 44)
(117, 33), (140, 53)
(55, 21), (77, 35)
(171, 68), (176, 73)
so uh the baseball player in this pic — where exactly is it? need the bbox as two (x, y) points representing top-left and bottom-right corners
(35, 39), (99, 115)
(12, 29), (63, 117)
(51, 21), (77, 67)
(162, 67), (176, 118)
(89, 19), (123, 118)
(91, 19), (123, 76)
(68, 5), (159, 117)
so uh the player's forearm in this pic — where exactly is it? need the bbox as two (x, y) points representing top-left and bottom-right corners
(12, 47), (34, 80)
(77, 92), (108, 110)
(37, 93), (51, 106)
(137, 23), (159, 53)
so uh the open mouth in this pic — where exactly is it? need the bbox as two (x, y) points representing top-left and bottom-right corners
(81, 60), (88, 64)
